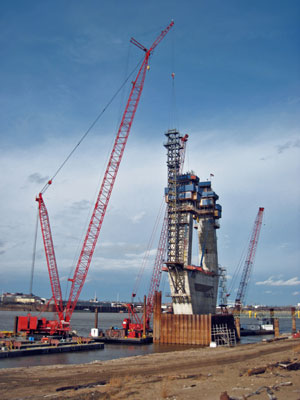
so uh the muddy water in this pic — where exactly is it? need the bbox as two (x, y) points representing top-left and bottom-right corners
(0, 310), (299, 369)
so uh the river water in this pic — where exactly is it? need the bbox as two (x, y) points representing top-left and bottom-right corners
(0, 310), (299, 369)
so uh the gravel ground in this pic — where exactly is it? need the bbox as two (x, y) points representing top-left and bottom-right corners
(0, 337), (300, 400)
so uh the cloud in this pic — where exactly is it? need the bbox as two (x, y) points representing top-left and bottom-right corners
(130, 211), (146, 224)
(70, 200), (91, 212)
(0, 110), (299, 303)
(279, 242), (290, 249)
(125, 248), (156, 259)
(0, 239), (19, 256)
(276, 139), (300, 154)
(100, 241), (126, 248)
(65, 26), (124, 66)
(28, 172), (49, 185)
(0, 240), (6, 255)
(256, 276), (300, 286)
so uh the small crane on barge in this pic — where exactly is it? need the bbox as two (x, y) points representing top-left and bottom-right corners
(17, 21), (174, 337)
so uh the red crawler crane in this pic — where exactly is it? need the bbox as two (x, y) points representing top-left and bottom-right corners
(17, 22), (174, 337)
(234, 207), (264, 311)
(122, 134), (188, 337)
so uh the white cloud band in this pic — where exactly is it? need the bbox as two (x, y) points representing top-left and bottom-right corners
(256, 276), (300, 286)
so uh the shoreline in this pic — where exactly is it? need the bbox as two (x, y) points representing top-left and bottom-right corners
(1, 337), (300, 399)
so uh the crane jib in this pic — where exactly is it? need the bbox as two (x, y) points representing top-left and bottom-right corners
(34, 21), (174, 328)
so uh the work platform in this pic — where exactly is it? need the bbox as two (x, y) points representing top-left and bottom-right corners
(94, 336), (153, 345)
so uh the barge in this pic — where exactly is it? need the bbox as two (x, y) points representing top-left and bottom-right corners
(0, 337), (104, 359)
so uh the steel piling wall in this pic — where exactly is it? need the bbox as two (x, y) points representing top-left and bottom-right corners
(153, 292), (211, 346)
(291, 307), (296, 334)
(155, 313), (211, 345)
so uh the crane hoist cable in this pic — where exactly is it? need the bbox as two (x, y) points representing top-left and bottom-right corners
(29, 207), (39, 295)
(131, 197), (165, 300)
(168, 26), (178, 131)
(30, 56), (144, 293)
(169, 71), (179, 130)
(127, 133), (188, 328)
(130, 59), (183, 308)
(39, 57), (145, 196)
(227, 235), (249, 296)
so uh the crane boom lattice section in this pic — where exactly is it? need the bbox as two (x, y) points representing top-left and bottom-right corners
(146, 208), (168, 322)
(37, 194), (64, 320)
(65, 60), (148, 321)
(164, 130), (182, 264)
(235, 207), (264, 310)
(65, 21), (174, 322)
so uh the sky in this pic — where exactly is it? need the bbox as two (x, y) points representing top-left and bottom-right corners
(0, 1), (299, 307)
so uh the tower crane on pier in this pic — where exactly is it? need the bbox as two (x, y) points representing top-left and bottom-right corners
(17, 22), (174, 336)
(123, 134), (188, 337)
(145, 134), (188, 324)
(234, 207), (264, 312)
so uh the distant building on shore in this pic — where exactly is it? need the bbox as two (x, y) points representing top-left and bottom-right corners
(0, 292), (46, 305)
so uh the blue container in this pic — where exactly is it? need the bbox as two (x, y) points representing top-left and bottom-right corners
(178, 184), (196, 193)
(178, 174), (199, 183)
(178, 174), (191, 182)
(202, 191), (219, 200)
(185, 184), (196, 192)
(201, 199), (213, 206)
(198, 181), (211, 188)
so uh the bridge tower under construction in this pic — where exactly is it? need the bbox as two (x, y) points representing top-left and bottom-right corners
(164, 129), (222, 315)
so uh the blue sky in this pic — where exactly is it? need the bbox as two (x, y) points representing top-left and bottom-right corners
(0, 1), (299, 306)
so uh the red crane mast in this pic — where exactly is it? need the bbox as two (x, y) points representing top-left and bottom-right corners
(64, 21), (174, 322)
(37, 193), (63, 321)
(30, 22), (174, 334)
(235, 207), (264, 311)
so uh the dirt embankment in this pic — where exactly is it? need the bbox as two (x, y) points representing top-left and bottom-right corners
(0, 338), (300, 400)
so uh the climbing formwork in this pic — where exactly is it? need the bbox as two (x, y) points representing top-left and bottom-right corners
(164, 130), (222, 315)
